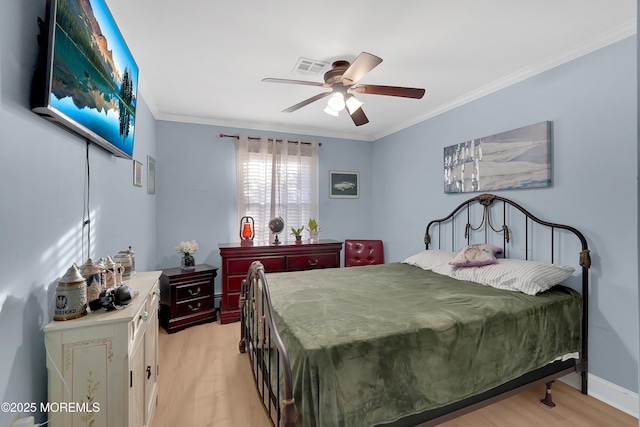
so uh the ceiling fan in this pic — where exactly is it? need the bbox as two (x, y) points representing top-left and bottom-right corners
(262, 52), (425, 126)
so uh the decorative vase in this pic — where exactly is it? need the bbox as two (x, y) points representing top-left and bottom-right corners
(308, 231), (319, 243)
(181, 253), (196, 270)
(295, 235), (302, 245)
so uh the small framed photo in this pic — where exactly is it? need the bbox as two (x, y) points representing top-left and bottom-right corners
(147, 155), (156, 194)
(330, 171), (359, 199)
(133, 160), (143, 187)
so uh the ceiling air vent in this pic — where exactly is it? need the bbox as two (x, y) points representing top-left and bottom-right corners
(292, 57), (330, 76)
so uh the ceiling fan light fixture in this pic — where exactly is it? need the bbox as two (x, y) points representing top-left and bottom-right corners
(345, 95), (363, 114)
(323, 105), (339, 116)
(327, 92), (345, 112)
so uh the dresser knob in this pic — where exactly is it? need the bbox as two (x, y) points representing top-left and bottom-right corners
(308, 259), (319, 266)
(188, 287), (201, 296)
(188, 302), (201, 312)
(141, 311), (149, 321)
(154, 289), (161, 296)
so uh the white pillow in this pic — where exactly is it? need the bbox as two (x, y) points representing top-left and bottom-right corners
(402, 250), (456, 275)
(448, 258), (575, 295)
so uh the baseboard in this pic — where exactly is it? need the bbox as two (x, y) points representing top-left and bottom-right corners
(560, 372), (639, 419)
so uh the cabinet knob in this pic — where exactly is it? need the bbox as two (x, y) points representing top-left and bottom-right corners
(154, 289), (161, 296)
(141, 311), (149, 321)
(146, 366), (152, 380)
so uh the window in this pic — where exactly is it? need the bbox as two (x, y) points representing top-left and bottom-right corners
(235, 134), (319, 243)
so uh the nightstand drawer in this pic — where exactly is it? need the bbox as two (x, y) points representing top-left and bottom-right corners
(227, 256), (286, 275)
(175, 280), (212, 302)
(288, 252), (339, 271)
(175, 295), (214, 318)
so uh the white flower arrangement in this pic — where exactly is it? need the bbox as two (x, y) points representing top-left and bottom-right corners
(175, 240), (199, 255)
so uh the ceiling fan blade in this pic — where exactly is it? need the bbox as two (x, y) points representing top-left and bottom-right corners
(282, 92), (332, 113)
(349, 106), (369, 127)
(341, 52), (383, 86)
(352, 84), (425, 99)
(263, 78), (329, 88)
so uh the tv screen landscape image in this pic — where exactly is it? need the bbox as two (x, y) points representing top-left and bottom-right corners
(32, 0), (138, 159)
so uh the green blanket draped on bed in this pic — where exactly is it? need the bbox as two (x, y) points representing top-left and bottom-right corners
(264, 262), (582, 427)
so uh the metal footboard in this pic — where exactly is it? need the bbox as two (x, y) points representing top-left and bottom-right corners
(239, 261), (297, 427)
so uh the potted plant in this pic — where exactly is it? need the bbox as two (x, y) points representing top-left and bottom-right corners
(290, 226), (304, 244)
(306, 218), (321, 243)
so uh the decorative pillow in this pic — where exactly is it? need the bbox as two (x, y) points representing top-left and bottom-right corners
(449, 244), (503, 267)
(402, 250), (456, 276)
(448, 258), (575, 295)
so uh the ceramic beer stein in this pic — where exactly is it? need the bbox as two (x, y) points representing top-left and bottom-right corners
(54, 264), (87, 321)
(79, 258), (103, 302)
(104, 256), (116, 288)
(113, 252), (132, 280)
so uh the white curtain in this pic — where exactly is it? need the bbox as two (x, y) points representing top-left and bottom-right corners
(235, 134), (319, 243)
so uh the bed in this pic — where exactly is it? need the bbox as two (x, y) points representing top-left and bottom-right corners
(238, 194), (591, 427)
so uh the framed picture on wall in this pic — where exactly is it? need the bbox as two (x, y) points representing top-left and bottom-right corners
(147, 155), (156, 194)
(443, 121), (552, 194)
(133, 160), (143, 187)
(330, 171), (359, 199)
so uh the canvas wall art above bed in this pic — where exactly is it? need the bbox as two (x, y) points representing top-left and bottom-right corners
(443, 121), (552, 193)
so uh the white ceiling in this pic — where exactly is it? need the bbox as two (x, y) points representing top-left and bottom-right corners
(105, 0), (636, 141)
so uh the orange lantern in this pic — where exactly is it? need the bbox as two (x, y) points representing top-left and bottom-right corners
(240, 216), (254, 244)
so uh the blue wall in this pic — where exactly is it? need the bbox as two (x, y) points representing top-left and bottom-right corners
(154, 123), (375, 273)
(373, 36), (638, 392)
(0, 0), (157, 423)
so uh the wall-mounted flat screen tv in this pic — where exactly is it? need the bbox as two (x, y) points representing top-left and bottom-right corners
(32, 0), (138, 159)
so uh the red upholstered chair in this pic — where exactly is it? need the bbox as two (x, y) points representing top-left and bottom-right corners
(344, 239), (384, 267)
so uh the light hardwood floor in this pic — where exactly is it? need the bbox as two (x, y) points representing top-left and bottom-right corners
(152, 321), (637, 427)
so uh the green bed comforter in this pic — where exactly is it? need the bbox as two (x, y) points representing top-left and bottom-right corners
(264, 262), (582, 427)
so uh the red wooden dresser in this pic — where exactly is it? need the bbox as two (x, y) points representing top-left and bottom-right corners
(218, 239), (343, 324)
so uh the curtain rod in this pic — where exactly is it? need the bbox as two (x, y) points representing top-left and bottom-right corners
(219, 133), (322, 147)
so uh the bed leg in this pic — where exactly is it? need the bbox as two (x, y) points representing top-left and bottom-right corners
(239, 339), (246, 354)
(540, 380), (556, 408)
(280, 398), (298, 427)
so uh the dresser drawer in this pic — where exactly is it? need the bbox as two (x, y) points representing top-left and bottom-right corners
(175, 280), (212, 302)
(288, 252), (339, 271)
(227, 275), (246, 293)
(227, 256), (286, 275)
(175, 295), (214, 318)
(218, 240), (343, 324)
(225, 292), (241, 312)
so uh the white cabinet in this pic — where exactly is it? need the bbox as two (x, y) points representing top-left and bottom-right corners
(44, 271), (161, 427)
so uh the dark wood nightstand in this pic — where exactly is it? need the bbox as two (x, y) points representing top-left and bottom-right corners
(159, 264), (218, 333)
(218, 240), (343, 324)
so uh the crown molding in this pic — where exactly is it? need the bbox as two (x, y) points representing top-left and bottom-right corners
(373, 18), (637, 140)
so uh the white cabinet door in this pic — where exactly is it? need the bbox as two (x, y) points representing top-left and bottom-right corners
(144, 308), (159, 425)
(130, 335), (145, 427)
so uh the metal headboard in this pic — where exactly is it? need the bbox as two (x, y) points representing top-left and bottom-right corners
(424, 193), (591, 393)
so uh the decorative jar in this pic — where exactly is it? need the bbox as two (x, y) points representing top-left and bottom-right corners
(181, 253), (196, 270)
